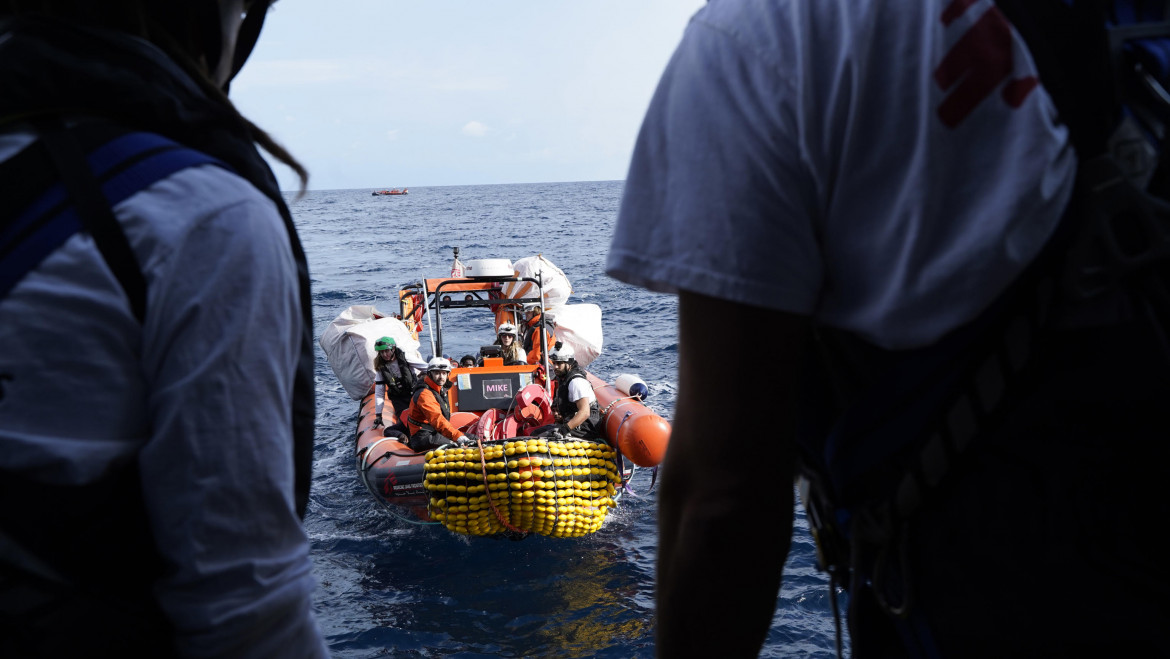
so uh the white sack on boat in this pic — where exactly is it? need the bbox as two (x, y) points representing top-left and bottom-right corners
(320, 306), (425, 400)
(500, 255), (572, 310)
(551, 303), (603, 367)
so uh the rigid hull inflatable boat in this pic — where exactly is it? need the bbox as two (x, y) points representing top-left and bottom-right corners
(322, 252), (670, 538)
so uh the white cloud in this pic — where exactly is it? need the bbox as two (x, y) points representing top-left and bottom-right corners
(386, 129), (400, 141)
(432, 77), (509, 92)
(462, 121), (489, 137)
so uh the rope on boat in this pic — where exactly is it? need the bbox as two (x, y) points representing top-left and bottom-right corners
(611, 412), (640, 496)
(615, 451), (640, 500)
(599, 395), (639, 417)
(615, 410), (634, 442)
(597, 399), (641, 497)
(473, 435), (528, 536)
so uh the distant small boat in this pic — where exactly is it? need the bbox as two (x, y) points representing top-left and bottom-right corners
(372, 188), (409, 196)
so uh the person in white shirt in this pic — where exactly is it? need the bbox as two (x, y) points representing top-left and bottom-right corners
(541, 343), (600, 440)
(607, 0), (1169, 656)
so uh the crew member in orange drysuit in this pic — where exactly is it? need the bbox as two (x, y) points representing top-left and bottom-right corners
(404, 357), (469, 452)
(523, 303), (557, 366)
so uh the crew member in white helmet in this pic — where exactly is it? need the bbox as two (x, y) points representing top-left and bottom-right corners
(403, 357), (470, 451)
(536, 343), (602, 440)
(495, 322), (527, 366)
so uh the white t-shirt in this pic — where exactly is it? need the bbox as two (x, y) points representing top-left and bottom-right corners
(566, 377), (596, 405)
(607, 0), (1076, 350)
(0, 128), (326, 656)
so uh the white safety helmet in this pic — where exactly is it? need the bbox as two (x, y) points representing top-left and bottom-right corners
(497, 322), (518, 337)
(549, 343), (575, 363)
(427, 357), (452, 373)
(523, 302), (541, 314)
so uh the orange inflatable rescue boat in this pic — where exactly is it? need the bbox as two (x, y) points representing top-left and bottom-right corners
(323, 251), (671, 539)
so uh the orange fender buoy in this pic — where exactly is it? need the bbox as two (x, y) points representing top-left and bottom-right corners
(585, 373), (670, 467)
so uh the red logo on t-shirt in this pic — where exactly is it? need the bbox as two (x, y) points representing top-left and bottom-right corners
(934, 0), (1039, 127)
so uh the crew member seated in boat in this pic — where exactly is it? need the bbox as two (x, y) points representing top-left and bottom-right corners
(495, 322), (527, 365)
(404, 357), (470, 452)
(371, 336), (417, 429)
(522, 303), (557, 366)
(535, 343), (602, 440)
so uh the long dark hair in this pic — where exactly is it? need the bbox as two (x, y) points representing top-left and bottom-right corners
(498, 335), (522, 363)
(1, 0), (308, 191)
(374, 349), (398, 371)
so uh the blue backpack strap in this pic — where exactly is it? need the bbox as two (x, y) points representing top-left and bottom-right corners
(0, 119), (227, 320)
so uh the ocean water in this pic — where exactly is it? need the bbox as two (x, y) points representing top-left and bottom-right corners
(290, 181), (843, 658)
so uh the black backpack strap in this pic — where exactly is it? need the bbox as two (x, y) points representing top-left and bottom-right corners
(994, 0), (1117, 158)
(31, 116), (148, 322)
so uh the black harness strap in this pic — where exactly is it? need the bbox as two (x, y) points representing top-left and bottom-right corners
(30, 116), (147, 322)
(995, 0), (1117, 159)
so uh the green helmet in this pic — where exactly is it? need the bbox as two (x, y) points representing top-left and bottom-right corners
(374, 336), (396, 352)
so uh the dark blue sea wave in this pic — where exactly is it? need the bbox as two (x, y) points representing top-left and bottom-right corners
(290, 182), (839, 658)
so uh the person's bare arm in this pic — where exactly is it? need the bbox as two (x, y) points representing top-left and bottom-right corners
(656, 290), (809, 657)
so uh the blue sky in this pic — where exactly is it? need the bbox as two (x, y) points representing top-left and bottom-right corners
(231, 1), (705, 191)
